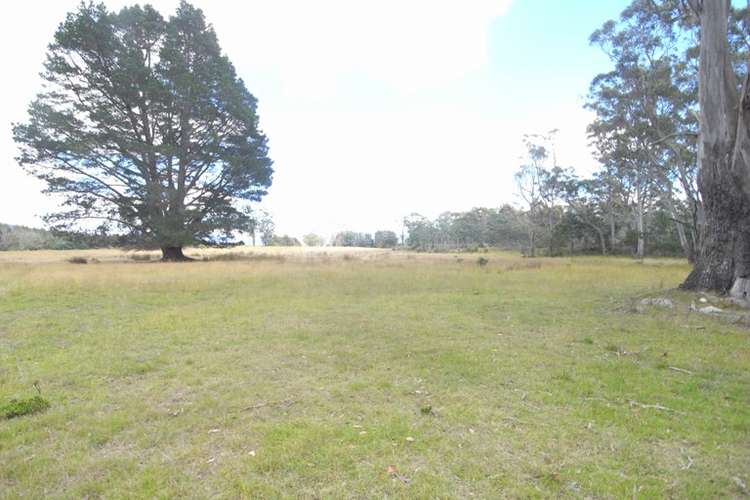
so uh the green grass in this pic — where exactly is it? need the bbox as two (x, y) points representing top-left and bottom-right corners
(0, 251), (748, 498)
(1, 396), (50, 420)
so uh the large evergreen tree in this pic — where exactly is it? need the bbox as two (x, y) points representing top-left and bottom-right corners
(13, 2), (273, 260)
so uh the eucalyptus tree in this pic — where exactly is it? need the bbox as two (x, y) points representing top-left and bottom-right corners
(302, 233), (325, 247)
(514, 135), (551, 257)
(13, 2), (273, 260)
(373, 230), (398, 248)
(587, 0), (699, 259)
(588, 116), (660, 258)
(254, 210), (276, 246)
(403, 214), (436, 251)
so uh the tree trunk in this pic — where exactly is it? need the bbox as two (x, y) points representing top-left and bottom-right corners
(682, 0), (750, 293)
(635, 198), (645, 260)
(658, 183), (695, 262)
(597, 228), (607, 256)
(529, 229), (536, 258)
(161, 246), (191, 261)
(674, 219), (692, 262)
(668, 200), (693, 263)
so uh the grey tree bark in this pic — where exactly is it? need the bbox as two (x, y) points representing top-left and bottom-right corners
(682, 0), (750, 294)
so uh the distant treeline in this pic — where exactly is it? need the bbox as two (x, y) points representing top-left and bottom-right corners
(0, 223), (124, 251)
(330, 230), (399, 248)
(402, 203), (685, 257)
(402, 206), (527, 252)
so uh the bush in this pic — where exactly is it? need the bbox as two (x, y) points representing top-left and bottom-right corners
(129, 254), (153, 262)
(203, 252), (285, 263)
(477, 256), (489, 267)
(67, 256), (88, 264)
(1, 396), (50, 419)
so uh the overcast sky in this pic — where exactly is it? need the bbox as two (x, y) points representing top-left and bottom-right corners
(1, 0), (631, 239)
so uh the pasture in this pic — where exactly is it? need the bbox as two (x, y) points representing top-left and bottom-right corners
(0, 248), (748, 498)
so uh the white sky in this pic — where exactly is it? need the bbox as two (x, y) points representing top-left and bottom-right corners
(0, 0), (611, 240)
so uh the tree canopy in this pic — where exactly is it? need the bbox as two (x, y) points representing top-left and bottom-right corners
(13, 1), (273, 260)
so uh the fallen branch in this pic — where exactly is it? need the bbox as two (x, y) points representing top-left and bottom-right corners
(585, 396), (686, 415)
(669, 366), (693, 375)
(627, 399), (685, 414)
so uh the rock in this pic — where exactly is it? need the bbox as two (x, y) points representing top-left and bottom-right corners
(639, 298), (674, 309)
(695, 305), (724, 315)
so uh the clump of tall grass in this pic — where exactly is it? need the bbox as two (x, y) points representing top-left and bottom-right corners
(504, 261), (542, 272)
(129, 254), (153, 262)
(203, 252), (286, 263)
(1, 396), (50, 419)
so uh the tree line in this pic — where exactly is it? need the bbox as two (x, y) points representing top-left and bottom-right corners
(0, 223), (126, 251)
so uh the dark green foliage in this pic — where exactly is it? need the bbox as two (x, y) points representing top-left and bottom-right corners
(420, 405), (433, 415)
(67, 256), (89, 264)
(403, 207), (530, 252)
(302, 233), (325, 247)
(268, 235), (301, 247)
(477, 257), (489, 267)
(331, 230), (400, 248)
(332, 231), (374, 248)
(1, 396), (51, 419)
(0, 222), (125, 251)
(12, 2), (273, 254)
(0, 223), (63, 250)
(373, 230), (399, 248)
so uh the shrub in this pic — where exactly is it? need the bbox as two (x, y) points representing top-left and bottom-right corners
(1, 396), (50, 419)
(129, 254), (153, 262)
(67, 256), (88, 264)
(477, 256), (489, 267)
(204, 252), (285, 263)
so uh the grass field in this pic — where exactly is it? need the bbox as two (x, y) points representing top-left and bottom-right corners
(1, 248), (748, 498)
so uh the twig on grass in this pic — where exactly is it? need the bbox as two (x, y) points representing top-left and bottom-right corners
(585, 396), (686, 415)
(502, 416), (531, 426)
(242, 398), (296, 412)
(680, 448), (694, 470)
(669, 366), (693, 375)
(627, 399), (685, 414)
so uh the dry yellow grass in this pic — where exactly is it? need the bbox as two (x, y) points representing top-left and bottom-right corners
(1, 249), (748, 498)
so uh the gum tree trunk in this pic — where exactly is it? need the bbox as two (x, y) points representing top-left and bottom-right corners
(635, 184), (646, 259)
(682, 0), (750, 294)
